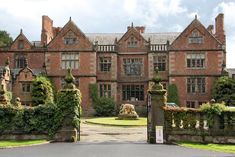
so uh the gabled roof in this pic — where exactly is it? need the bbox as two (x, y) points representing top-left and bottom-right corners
(170, 17), (222, 49)
(10, 30), (32, 49)
(47, 18), (92, 48)
(117, 25), (147, 44)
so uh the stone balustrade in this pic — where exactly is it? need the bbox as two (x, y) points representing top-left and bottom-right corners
(164, 108), (235, 143)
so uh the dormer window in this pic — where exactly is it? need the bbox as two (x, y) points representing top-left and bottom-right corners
(188, 30), (203, 44)
(64, 30), (77, 45)
(18, 40), (24, 49)
(127, 37), (137, 48)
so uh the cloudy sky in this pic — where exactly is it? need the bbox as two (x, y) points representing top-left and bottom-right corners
(0, 0), (234, 68)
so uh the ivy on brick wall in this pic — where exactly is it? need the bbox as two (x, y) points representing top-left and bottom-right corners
(56, 89), (82, 130)
(89, 84), (115, 116)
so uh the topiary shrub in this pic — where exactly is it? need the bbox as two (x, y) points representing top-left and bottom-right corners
(167, 84), (179, 105)
(93, 97), (115, 116)
(31, 75), (55, 106)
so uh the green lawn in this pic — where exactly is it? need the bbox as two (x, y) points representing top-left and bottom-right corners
(0, 140), (48, 148)
(177, 142), (235, 154)
(85, 117), (147, 126)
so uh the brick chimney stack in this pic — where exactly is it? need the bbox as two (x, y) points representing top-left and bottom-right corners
(41, 15), (54, 45)
(127, 24), (145, 34)
(135, 26), (145, 34)
(215, 13), (225, 44)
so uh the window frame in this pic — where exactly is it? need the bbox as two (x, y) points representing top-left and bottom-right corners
(187, 77), (206, 94)
(22, 82), (31, 93)
(61, 52), (79, 70)
(188, 30), (204, 44)
(186, 101), (196, 108)
(232, 74), (235, 79)
(99, 57), (111, 72)
(127, 36), (138, 48)
(64, 37), (77, 45)
(122, 84), (144, 101)
(99, 84), (112, 98)
(153, 55), (167, 71)
(186, 53), (206, 69)
(15, 54), (26, 69)
(123, 58), (143, 76)
(18, 40), (24, 49)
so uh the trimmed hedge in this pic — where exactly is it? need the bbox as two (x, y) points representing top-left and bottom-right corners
(0, 104), (59, 137)
(0, 88), (82, 137)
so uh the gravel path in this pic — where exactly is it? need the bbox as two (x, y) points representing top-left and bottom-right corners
(80, 121), (147, 143)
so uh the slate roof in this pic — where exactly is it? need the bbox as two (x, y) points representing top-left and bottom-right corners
(27, 32), (181, 47)
(86, 32), (180, 45)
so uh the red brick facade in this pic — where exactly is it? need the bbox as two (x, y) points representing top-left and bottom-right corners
(0, 14), (226, 114)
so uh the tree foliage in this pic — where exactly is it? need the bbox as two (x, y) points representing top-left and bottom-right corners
(167, 84), (179, 105)
(31, 75), (55, 106)
(212, 76), (235, 106)
(0, 30), (13, 47)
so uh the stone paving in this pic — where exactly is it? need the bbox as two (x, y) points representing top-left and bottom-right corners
(79, 120), (147, 143)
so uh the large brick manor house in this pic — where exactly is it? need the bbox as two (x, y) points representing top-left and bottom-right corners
(0, 13), (226, 114)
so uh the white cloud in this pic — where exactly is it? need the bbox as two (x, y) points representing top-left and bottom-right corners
(168, 24), (183, 32)
(123, 0), (187, 26)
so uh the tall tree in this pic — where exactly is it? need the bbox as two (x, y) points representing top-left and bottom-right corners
(0, 30), (13, 47)
(212, 76), (235, 106)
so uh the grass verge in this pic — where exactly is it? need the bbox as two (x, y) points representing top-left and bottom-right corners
(177, 141), (235, 154)
(0, 140), (48, 148)
(85, 117), (147, 126)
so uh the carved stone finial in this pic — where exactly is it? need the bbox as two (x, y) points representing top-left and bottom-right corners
(195, 14), (197, 19)
(150, 67), (164, 91)
(64, 68), (76, 89)
(24, 58), (28, 67)
(221, 61), (229, 76)
(0, 84), (8, 105)
(5, 57), (10, 66)
(69, 16), (72, 21)
(131, 22), (134, 28)
(114, 37), (118, 44)
(152, 67), (161, 84)
(20, 29), (23, 34)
